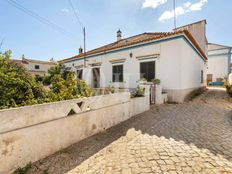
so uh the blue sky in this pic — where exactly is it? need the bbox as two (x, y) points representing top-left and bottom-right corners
(0, 0), (231, 61)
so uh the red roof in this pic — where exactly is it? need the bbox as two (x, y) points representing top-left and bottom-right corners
(61, 30), (207, 62)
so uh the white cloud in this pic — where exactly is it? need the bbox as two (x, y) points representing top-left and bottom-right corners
(61, 8), (70, 13)
(159, 0), (208, 22)
(184, 2), (191, 8)
(159, 6), (186, 21)
(190, 0), (208, 11)
(142, 0), (168, 9)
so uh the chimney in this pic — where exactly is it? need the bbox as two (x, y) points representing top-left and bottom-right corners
(79, 46), (83, 54)
(117, 29), (122, 41)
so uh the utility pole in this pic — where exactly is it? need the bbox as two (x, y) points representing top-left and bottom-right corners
(83, 27), (86, 67)
(173, 0), (177, 29)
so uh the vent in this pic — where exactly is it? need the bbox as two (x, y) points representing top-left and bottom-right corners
(67, 109), (76, 116)
(77, 102), (84, 110)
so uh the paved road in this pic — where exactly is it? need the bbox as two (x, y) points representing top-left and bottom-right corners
(29, 88), (232, 174)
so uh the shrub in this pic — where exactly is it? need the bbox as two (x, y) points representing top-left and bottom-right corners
(34, 75), (44, 83)
(131, 86), (145, 98)
(0, 51), (47, 109)
(138, 78), (147, 84)
(224, 80), (230, 88)
(105, 85), (115, 94)
(184, 87), (206, 101)
(226, 85), (232, 97)
(152, 78), (161, 85)
(76, 79), (94, 97)
(13, 162), (32, 174)
(0, 51), (93, 109)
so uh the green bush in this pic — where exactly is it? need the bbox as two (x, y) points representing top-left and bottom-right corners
(76, 79), (94, 97)
(105, 85), (115, 94)
(13, 162), (32, 174)
(0, 51), (47, 109)
(152, 78), (161, 85)
(34, 75), (44, 83)
(226, 85), (232, 97)
(0, 51), (93, 109)
(131, 86), (145, 98)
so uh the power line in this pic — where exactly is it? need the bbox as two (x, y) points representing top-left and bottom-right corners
(5, 0), (73, 39)
(68, 0), (83, 29)
(67, 0), (87, 66)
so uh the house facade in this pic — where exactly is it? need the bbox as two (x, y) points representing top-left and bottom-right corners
(61, 22), (207, 103)
(207, 43), (232, 84)
(11, 58), (56, 76)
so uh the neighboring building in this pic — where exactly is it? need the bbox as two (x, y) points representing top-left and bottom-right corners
(61, 21), (207, 103)
(11, 57), (56, 76)
(207, 43), (232, 84)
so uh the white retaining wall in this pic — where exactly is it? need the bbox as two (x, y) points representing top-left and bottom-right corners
(0, 88), (150, 174)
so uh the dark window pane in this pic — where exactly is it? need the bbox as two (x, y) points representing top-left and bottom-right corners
(35, 65), (40, 69)
(77, 69), (83, 79)
(140, 61), (155, 81)
(112, 65), (123, 82)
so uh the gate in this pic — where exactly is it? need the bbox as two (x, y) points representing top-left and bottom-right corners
(150, 84), (156, 104)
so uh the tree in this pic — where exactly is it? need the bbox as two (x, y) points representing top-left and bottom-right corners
(0, 50), (47, 109)
(43, 63), (68, 85)
(0, 51), (94, 109)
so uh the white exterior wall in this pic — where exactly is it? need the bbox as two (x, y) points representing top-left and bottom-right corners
(174, 20), (207, 55)
(0, 90), (150, 174)
(64, 36), (206, 102)
(207, 55), (228, 81)
(181, 39), (206, 88)
(207, 48), (230, 82)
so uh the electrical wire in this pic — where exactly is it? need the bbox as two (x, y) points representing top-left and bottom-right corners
(5, 0), (73, 39)
(68, 0), (84, 29)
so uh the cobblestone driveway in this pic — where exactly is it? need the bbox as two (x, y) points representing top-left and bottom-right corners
(29, 88), (232, 174)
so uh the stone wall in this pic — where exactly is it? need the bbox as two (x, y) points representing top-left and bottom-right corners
(0, 88), (150, 174)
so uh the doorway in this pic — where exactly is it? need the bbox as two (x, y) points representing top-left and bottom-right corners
(92, 68), (100, 88)
(207, 74), (213, 85)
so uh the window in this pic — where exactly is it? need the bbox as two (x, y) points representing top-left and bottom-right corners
(201, 70), (203, 83)
(35, 65), (40, 70)
(112, 65), (123, 82)
(140, 61), (155, 81)
(77, 69), (83, 80)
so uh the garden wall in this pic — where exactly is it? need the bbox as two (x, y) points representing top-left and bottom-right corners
(0, 87), (150, 174)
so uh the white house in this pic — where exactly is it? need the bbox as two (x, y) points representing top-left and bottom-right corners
(207, 43), (232, 84)
(61, 21), (207, 103)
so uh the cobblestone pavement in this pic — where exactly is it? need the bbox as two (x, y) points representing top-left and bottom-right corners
(29, 88), (232, 174)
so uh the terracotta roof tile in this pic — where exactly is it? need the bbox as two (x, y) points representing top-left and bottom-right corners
(61, 30), (207, 62)
(10, 58), (57, 65)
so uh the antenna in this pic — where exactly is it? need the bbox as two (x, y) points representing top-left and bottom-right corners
(173, 0), (177, 29)
(0, 37), (5, 51)
(83, 27), (86, 67)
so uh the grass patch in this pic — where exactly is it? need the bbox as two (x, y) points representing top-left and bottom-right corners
(13, 162), (32, 174)
(185, 87), (207, 102)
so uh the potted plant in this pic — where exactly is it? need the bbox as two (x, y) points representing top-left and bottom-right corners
(138, 78), (147, 85)
(152, 78), (161, 85)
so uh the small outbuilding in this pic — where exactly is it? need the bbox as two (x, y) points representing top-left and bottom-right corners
(207, 43), (232, 85)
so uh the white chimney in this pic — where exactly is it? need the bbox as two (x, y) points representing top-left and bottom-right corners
(117, 29), (122, 41)
(79, 46), (83, 54)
